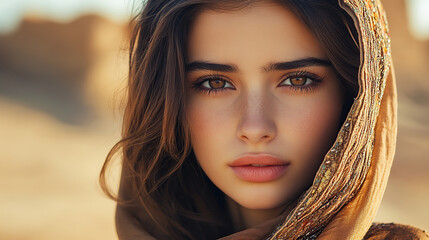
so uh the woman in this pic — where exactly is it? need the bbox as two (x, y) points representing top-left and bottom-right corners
(100, 0), (429, 239)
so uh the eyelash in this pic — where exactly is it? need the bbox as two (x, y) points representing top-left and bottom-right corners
(191, 71), (324, 95)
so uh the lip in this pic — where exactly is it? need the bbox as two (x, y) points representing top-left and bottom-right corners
(228, 154), (290, 183)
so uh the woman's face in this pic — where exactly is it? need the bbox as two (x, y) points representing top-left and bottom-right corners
(186, 2), (344, 211)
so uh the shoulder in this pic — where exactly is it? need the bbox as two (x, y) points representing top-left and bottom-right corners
(363, 222), (429, 240)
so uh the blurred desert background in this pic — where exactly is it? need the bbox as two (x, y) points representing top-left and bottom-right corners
(0, 0), (428, 239)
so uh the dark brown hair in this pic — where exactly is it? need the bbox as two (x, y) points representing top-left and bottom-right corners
(100, 0), (360, 239)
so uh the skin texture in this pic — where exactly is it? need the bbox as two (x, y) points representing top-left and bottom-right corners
(185, 1), (345, 230)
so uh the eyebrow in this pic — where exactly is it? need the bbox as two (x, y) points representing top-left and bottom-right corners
(185, 57), (332, 73)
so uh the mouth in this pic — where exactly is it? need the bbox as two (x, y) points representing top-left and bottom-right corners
(228, 154), (290, 183)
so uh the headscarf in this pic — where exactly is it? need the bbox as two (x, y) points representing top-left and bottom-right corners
(267, 0), (397, 238)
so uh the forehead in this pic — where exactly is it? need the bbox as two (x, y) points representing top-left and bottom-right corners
(187, 2), (326, 64)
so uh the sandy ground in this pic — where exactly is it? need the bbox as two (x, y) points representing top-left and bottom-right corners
(0, 98), (121, 240)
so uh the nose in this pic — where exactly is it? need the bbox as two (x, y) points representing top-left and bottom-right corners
(236, 92), (277, 145)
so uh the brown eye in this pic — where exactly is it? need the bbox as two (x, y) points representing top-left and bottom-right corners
(290, 76), (307, 86)
(281, 76), (313, 87)
(201, 78), (234, 90)
(208, 79), (226, 89)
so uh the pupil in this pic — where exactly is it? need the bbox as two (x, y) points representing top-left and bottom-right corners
(209, 79), (225, 89)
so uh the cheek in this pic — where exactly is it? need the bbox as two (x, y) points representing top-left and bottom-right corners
(185, 97), (234, 165)
(283, 87), (344, 165)
(301, 97), (342, 139)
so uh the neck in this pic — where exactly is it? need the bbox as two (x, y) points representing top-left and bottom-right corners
(226, 196), (294, 231)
